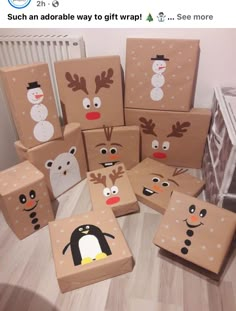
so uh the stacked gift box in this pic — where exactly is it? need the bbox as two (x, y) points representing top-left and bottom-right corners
(0, 38), (236, 294)
(202, 86), (236, 213)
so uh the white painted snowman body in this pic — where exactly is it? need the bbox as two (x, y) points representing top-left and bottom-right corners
(150, 57), (168, 101)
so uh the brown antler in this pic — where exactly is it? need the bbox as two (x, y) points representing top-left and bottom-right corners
(139, 117), (157, 137)
(65, 72), (89, 95)
(109, 166), (124, 185)
(95, 68), (114, 94)
(103, 125), (114, 142)
(172, 168), (188, 177)
(90, 173), (107, 187)
(167, 122), (191, 138)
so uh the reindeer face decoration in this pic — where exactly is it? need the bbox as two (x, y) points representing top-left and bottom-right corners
(65, 68), (114, 121)
(128, 158), (204, 214)
(139, 117), (191, 162)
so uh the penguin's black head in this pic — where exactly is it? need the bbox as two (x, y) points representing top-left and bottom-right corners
(75, 224), (103, 236)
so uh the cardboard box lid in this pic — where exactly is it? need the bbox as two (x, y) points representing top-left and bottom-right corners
(153, 191), (236, 274)
(0, 161), (44, 196)
(49, 208), (133, 279)
(215, 87), (236, 146)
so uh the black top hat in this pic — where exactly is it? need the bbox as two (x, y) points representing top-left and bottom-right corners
(27, 81), (41, 90)
(151, 55), (169, 61)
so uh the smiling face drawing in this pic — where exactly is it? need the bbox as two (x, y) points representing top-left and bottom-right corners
(19, 189), (39, 212)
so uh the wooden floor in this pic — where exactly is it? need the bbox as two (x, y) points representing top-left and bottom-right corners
(0, 169), (236, 311)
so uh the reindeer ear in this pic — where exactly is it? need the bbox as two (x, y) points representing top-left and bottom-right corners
(172, 168), (188, 177)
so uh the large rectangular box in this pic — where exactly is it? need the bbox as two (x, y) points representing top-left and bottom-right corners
(87, 163), (139, 217)
(0, 63), (62, 148)
(153, 191), (236, 274)
(0, 161), (55, 239)
(49, 209), (134, 292)
(125, 107), (211, 168)
(128, 158), (204, 214)
(54, 56), (124, 130)
(125, 38), (199, 111)
(83, 125), (140, 171)
(208, 87), (236, 194)
(15, 123), (87, 200)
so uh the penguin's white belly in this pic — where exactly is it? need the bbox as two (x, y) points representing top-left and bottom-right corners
(79, 235), (102, 260)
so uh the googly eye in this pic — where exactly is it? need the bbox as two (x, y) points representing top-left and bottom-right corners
(161, 181), (170, 187)
(29, 190), (36, 199)
(79, 227), (83, 231)
(86, 225), (90, 229)
(199, 209), (207, 218)
(162, 141), (170, 151)
(110, 147), (117, 154)
(103, 187), (111, 197)
(93, 97), (101, 108)
(152, 139), (159, 150)
(82, 98), (91, 110)
(19, 194), (27, 204)
(152, 177), (160, 183)
(100, 148), (108, 155)
(189, 205), (196, 214)
(111, 186), (119, 195)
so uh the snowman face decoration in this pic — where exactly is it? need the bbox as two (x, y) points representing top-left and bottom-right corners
(152, 60), (167, 74)
(27, 82), (44, 105)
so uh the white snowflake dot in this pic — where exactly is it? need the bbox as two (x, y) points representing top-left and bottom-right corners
(172, 74), (176, 78)
(15, 220), (19, 224)
(43, 192), (47, 196)
(132, 57), (136, 61)
(43, 72), (47, 76)
(175, 220), (180, 223)
(190, 45), (193, 49)
(171, 96), (175, 100)
(113, 227), (118, 231)
(131, 88), (134, 92)
(210, 228), (214, 233)
(131, 50), (135, 55)
(179, 87), (183, 91)
(122, 250), (126, 255)
(96, 221), (100, 225)
(144, 72), (148, 77)
(217, 244), (222, 249)
(176, 200), (181, 203)
(12, 78), (16, 82)
(130, 73), (135, 78)
(13, 184), (17, 187)
(15, 206), (20, 211)
(167, 84), (171, 88)
(69, 218), (75, 222)
(24, 227), (27, 231)
(109, 219), (114, 222)
(139, 81), (143, 85)
(112, 242), (116, 246)
(221, 217), (225, 222)
(53, 223), (57, 227)
(101, 210), (105, 214)
(178, 51), (182, 55)
(177, 65), (182, 69)
(188, 58), (192, 62)
(137, 62), (141, 66)
(186, 76), (190, 80)
(171, 207), (175, 211)
(139, 45), (143, 48)
(56, 240), (60, 243)
(139, 95), (143, 99)
(151, 45), (155, 49)
(164, 224), (169, 229)
(59, 260), (64, 265)
(161, 238), (165, 243)
(31, 69), (35, 73)
(201, 245), (206, 250)
(7, 197), (12, 201)
(60, 229), (64, 233)
(172, 236), (176, 241)
(209, 257), (214, 261)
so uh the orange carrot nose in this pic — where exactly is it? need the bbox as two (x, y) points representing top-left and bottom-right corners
(109, 155), (119, 160)
(191, 215), (199, 222)
(35, 94), (43, 99)
(26, 200), (35, 208)
(153, 185), (163, 192)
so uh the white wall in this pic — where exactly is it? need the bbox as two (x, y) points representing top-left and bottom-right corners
(0, 28), (236, 169)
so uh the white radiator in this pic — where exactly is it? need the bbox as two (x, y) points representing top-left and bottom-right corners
(0, 34), (86, 170)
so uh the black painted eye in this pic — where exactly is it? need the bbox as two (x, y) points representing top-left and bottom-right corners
(100, 148), (108, 155)
(29, 190), (36, 199)
(110, 147), (117, 154)
(58, 166), (62, 170)
(162, 181), (170, 187)
(67, 161), (70, 165)
(199, 209), (207, 218)
(19, 194), (27, 204)
(152, 177), (160, 183)
(189, 205), (196, 214)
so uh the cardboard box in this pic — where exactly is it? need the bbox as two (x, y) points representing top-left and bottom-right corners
(203, 140), (236, 213)
(87, 163), (139, 217)
(125, 107), (211, 168)
(127, 158), (204, 214)
(0, 161), (54, 239)
(54, 56), (124, 130)
(153, 191), (236, 274)
(49, 208), (134, 292)
(208, 87), (236, 194)
(0, 63), (62, 148)
(83, 125), (140, 171)
(15, 123), (87, 200)
(125, 38), (199, 111)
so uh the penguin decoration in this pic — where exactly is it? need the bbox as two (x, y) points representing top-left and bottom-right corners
(62, 224), (115, 266)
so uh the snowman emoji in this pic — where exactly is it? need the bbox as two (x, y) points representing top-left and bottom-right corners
(150, 54), (169, 101)
(27, 81), (54, 142)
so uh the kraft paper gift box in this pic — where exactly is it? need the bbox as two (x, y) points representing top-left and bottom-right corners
(127, 158), (204, 214)
(54, 56), (124, 130)
(0, 63), (62, 148)
(153, 191), (236, 274)
(49, 208), (134, 292)
(87, 163), (139, 217)
(125, 107), (211, 168)
(0, 161), (54, 240)
(15, 123), (87, 200)
(125, 38), (199, 112)
(83, 125), (140, 171)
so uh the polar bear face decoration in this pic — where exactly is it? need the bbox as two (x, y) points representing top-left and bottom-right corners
(45, 146), (81, 198)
